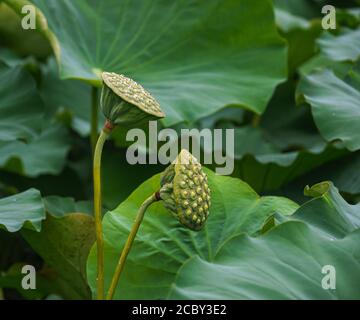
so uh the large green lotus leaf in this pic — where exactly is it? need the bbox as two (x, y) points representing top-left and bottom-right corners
(0, 188), (45, 232)
(43, 195), (92, 218)
(87, 169), (298, 299)
(317, 29), (360, 62)
(290, 181), (360, 238)
(15, 0), (288, 125)
(0, 124), (72, 177)
(169, 222), (360, 299)
(171, 182), (360, 299)
(297, 68), (360, 151)
(21, 197), (95, 299)
(0, 3), (51, 59)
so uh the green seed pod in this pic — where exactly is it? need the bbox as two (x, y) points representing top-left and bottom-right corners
(100, 72), (165, 126)
(159, 149), (211, 231)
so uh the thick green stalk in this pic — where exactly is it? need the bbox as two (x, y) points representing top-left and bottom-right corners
(93, 128), (109, 300)
(106, 193), (158, 300)
(91, 87), (99, 154)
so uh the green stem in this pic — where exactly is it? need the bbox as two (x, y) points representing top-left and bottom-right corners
(91, 87), (99, 155)
(106, 193), (159, 300)
(93, 128), (109, 300)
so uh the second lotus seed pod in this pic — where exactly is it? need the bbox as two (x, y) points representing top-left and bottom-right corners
(100, 72), (165, 127)
(160, 149), (211, 231)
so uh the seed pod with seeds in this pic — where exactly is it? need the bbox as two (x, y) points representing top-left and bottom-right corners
(94, 71), (165, 299)
(159, 149), (211, 231)
(100, 72), (165, 127)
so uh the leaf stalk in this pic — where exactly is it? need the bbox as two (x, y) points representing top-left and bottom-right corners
(106, 193), (159, 300)
(93, 124), (112, 300)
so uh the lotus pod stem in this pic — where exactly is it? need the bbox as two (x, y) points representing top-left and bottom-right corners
(94, 72), (164, 300)
(93, 126), (110, 300)
(106, 193), (159, 300)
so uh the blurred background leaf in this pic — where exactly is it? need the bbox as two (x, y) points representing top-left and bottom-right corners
(0, 188), (44, 232)
(22, 206), (95, 299)
(297, 67), (360, 152)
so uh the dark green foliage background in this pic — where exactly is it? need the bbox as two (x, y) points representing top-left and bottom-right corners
(0, 0), (359, 299)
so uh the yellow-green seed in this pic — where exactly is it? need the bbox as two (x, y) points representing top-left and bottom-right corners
(181, 190), (188, 198)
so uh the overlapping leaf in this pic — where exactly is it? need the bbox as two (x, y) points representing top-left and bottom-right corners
(297, 68), (360, 152)
(0, 188), (45, 232)
(196, 81), (346, 193)
(274, 0), (323, 76)
(169, 222), (360, 299)
(87, 169), (360, 299)
(87, 169), (299, 299)
(21, 196), (95, 299)
(291, 181), (360, 238)
(40, 58), (101, 137)
(317, 29), (360, 62)
(0, 62), (72, 176)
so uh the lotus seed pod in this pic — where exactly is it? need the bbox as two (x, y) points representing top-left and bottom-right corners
(100, 72), (165, 127)
(159, 149), (211, 231)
